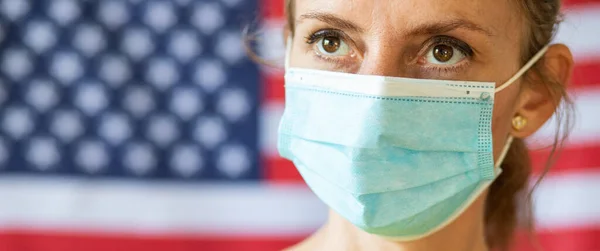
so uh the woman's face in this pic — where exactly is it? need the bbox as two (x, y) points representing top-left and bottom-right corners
(288, 0), (528, 160)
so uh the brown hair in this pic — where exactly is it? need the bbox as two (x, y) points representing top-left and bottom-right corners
(486, 1), (573, 250)
(280, 0), (572, 250)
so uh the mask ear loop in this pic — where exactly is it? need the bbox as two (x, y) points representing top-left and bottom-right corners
(284, 36), (292, 70)
(492, 45), (548, 173)
(494, 136), (513, 171)
(495, 45), (550, 93)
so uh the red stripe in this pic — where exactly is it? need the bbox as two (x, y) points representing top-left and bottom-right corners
(261, 0), (285, 19)
(264, 154), (303, 183)
(563, 0), (600, 7)
(570, 60), (600, 89)
(530, 143), (600, 175)
(514, 228), (600, 251)
(263, 71), (285, 102)
(0, 230), (299, 251)
(1, 228), (598, 251)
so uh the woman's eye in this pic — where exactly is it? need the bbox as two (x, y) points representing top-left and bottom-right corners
(316, 36), (350, 56)
(425, 44), (466, 65)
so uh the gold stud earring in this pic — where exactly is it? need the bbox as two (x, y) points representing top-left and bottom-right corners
(512, 115), (527, 131)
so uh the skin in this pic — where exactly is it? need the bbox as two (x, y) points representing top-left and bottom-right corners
(283, 0), (574, 250)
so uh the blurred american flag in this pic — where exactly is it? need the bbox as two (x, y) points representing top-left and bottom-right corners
(0, 0), (597, 251)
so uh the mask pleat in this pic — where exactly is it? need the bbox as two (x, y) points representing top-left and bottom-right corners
(280, 134), (482, 195)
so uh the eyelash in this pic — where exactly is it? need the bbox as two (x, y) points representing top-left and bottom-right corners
(305, 29), (345, 44)
(304, 29), (355, 65)
(304, 29), (475, 75)
(419, 35), (473, 74)
(426, 36), (474, 58)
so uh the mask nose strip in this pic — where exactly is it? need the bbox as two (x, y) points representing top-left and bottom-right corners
(480, 92), (491, 101)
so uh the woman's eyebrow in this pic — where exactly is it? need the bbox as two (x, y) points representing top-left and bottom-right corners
(297, 12), (365, 33)
(297, 12), (493, 37)
(405, 19), (494, 37)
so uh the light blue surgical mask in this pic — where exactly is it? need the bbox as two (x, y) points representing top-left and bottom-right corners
(278, 38), (549, 240)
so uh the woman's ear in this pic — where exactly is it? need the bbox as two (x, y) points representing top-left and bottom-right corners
(511, 44), (574, 138)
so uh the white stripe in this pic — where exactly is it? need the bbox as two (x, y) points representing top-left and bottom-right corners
(533, 171), (600, 230)
(529, 87), (600, 148)
(259, 102), (284, 157)
(556, 5), (600, 62)
(0, 175), (327, 236)
(0, 172), (598, 234)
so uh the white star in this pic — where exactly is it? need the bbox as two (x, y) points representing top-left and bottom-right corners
(48, 0), (80, 26)
(50, 109), (84, 143)
(170, 86), (203, 121)
(26, 136), (61, 171)
(192, 2), (224, 35)
(170, 143), (203, 178)
(146, 57), (179, 91)
(122, 85), (156, 119)
(76, 139), (109, 174)
(123, 141), (156, 176)
(24, 19), (57, 54)
(50, 51), (84, 85)
(26, 78), (60, 113)
(98, 112), (132, 146)
(144, 0), (176, 33)
(217, 144), (251, 179)
(168, 29), (201, 63)
(2, 106), (34, 140)
(0, 0), (30, 21)
(217, 88), (251, 122)
(73, 23), (106, 58)
(98, 0), (130, 30)
(121, 26), (155, 61)
(99, 54), (131, 88)
(194, 116), (227, 149)
(1, 47), (33, 81)
(194, 59), (226, 93)
(75, 81), (109, 116)
(146, 114), (179, 148)
(215, 31), (245, 65)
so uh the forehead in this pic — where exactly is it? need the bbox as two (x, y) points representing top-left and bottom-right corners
(295, 0), (521, 39)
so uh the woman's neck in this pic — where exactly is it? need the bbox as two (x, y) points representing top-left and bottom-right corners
(287, 194), (490, 251)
